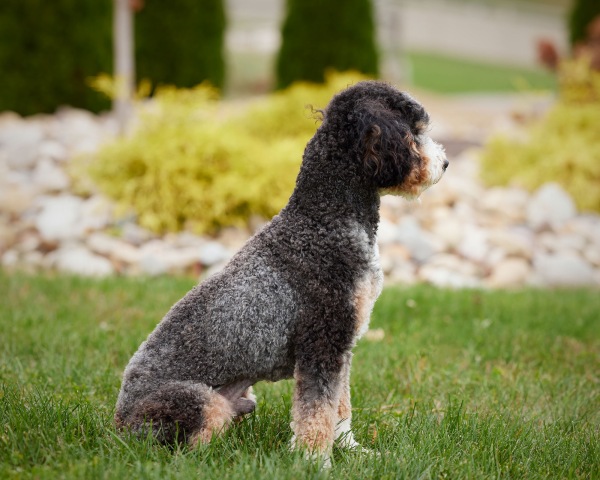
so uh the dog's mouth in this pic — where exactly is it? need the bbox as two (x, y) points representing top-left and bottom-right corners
(420, 135), (448, 185)
(380, 136), (448, 199)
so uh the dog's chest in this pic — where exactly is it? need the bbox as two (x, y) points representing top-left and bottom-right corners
(351, 241), (384, 342)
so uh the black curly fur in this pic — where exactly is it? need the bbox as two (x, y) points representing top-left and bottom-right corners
(115, 81), (443, 452)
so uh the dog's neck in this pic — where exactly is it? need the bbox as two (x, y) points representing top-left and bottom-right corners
(284, 136), (381, 242)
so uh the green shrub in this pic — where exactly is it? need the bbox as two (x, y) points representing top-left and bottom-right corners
(136, 0), (226, 91)
(480, 58), (600, 213)
(0, 0), (226, 116)
(275, 0), (378, 89)
(83, 71), (369, 234)
(0, 0), (112, 115)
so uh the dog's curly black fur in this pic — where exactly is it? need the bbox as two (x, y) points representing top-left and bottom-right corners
(115, 80), (448, 458)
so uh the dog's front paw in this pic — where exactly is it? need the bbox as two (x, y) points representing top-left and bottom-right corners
(290, 440), (332, 469)
(335, 420), (378, 455)
(289, 425), (332, 469)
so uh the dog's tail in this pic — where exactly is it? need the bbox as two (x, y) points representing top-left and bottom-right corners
(115, 379), (255, 445)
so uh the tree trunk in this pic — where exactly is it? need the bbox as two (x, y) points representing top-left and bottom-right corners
(113, 0), (135, 133)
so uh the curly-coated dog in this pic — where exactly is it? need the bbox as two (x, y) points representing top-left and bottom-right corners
(115, 80), (448, 462)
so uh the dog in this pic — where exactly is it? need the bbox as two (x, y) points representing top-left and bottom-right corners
(115, 80), (448, 463)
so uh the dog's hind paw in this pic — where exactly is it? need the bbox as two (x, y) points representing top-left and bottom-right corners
(232, 397), (256, 417)
(242, 386), (257, 404)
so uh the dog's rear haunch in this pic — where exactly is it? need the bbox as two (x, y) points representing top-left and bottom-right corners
(115, 81), (448, 460)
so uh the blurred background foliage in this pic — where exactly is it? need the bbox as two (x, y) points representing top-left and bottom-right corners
(81, 72), (369, 234)
(2, 0), (600, 228)
(480, 56), (600, 213)
(0, 0), (226, 114)
(135, 0), (226, 92)
(275, 0), (378, 89)
(479, 0), (600, 214)
(568, 0), (600, 46)
(0, 0), (113, 115)
(0, 0), (576, 111)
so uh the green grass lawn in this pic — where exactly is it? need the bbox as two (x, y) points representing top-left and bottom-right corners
(406, 51), (558, 94)
(1, 272), (598, 479)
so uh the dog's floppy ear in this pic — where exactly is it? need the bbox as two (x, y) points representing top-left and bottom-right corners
(357, 99), (421, 189)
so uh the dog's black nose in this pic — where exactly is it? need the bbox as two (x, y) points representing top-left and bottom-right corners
(443, 159), (449, 171)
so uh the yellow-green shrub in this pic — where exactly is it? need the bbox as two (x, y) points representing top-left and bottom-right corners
(480, 57), (600, 213)
(85, 71), (370, 234)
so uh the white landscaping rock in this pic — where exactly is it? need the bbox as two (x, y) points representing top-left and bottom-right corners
(379, 244), (412, 275)
(38, 140), (68, 162)
(0, 184), (38, 216)
(419, 253), (481, 288)
(121, 222), (156, 245)
(532, 251), (596, 287)
(1, 249), (19, 268)
(1, 104), (599, 289)
(171, 231), (208, 249)
(87, 232), (141, 264)
(137, 239), (205, 275)
(457, 224), (489, 263)
(0, 221), (17, 251)
(419, 264), (480, 289)
(486, 257), (531, 288)
(487, 229), (534, 259)
(198, 241), (232, 267)
(582, 245), (600, 267)
(388, 262), (418, 284)
(0, 122), (45, 170)
(536, 231), (586, 255)
(78, 196), (115, 233)
(18, 233), (41, 253)
(395, 217), (440, 263)
(526, 183), (576, 231)
(138, 240), (171, 276)
(53, 108), (106, 153)
(376, 218), (400, 245)
(162, 248), (204, 272)
(480, 186), (529, 223)
(32, 157), (71, 192)
(559, 216), (600, 246)
(50, 244), (115, 277)
(429, 216), (464, 250)
(34, 194), (84, 242)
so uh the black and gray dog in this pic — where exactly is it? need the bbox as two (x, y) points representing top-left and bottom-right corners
(115, 81), (448, 462)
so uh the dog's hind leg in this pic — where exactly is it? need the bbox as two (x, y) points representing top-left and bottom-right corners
(216, 379), (257, 419)
(124, 381), (237, 446)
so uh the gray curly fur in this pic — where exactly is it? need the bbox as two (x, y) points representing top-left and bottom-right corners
(115, 80), (447, 450)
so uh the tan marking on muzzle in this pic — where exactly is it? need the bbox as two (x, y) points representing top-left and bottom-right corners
(383, 148), (431, 197)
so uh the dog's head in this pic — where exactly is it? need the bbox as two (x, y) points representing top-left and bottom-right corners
(324, 81), (448, 198)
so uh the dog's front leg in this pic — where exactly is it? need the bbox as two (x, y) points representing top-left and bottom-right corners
(335, 352), (379, 455)
(334, 352), (361, 449)
(290, 363), (343, 467)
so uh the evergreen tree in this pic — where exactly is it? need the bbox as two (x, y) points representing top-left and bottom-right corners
(276, 0), (379, 89)
(136, 0), (226, 91)
(0, 0), (226, 115)
(0, 0), (112, 115)
(569, 0), (600, 47)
